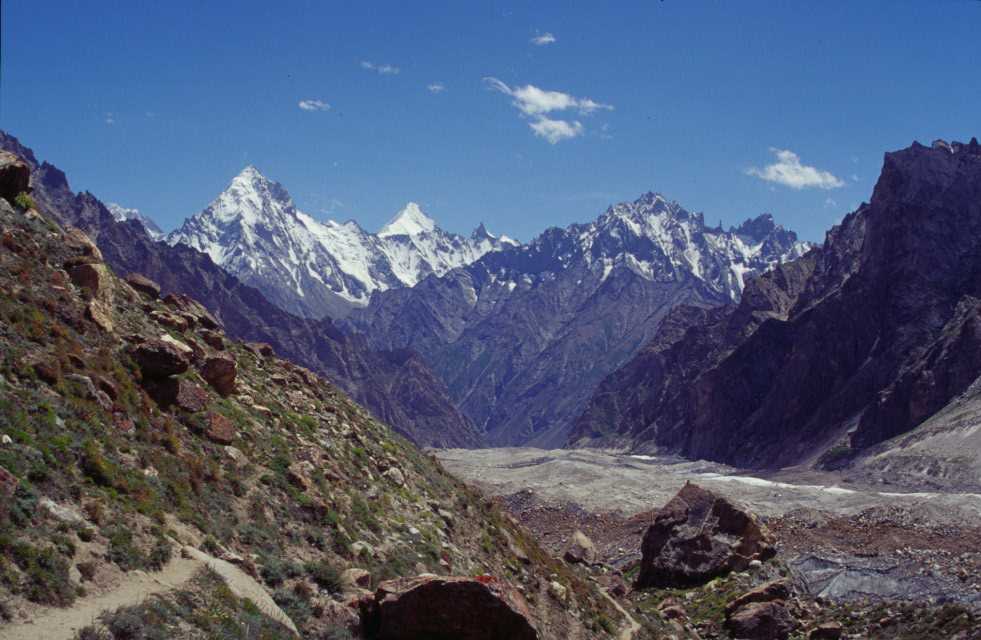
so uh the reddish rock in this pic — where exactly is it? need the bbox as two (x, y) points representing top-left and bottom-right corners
(636, 483), (775, 588)
(246, 342), (275, 358)
(130, 339), (190, 379)
(198, 329), (225, 350)
(125, 273), (161, 299)
(808, 622), (843, 640)
(68, 263), (112, 299)
(200, 355), (236, 396)
(360, 575), (537, 640)
(175, 380), (210, 412)
(725, 579), (791, 617)
(163, 293), (220, 330)
(32, 358), (61, 385)
(0, 151), (30, 204)
(205, 413), (236, 445)
(725, 600), (795, 640)
(150, 310), (189, 332)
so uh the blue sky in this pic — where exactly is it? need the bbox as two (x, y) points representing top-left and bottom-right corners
(2, 1), (979, 242)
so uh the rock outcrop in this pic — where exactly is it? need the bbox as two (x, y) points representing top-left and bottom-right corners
(573, 138), (981, 469)
(636, 483), (774, 588)
(0, 151), (29, 203)
(360, 575), (539, 640)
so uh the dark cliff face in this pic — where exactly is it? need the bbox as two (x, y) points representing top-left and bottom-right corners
(572, 138), (981, 469)
(0, 130), (481, 448)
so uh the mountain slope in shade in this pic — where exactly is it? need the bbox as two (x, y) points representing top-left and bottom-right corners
(106, 202), (164, 239)
(167, 168), (515, 318)
(0, 129), (482, 448)
(572, 138), (981, 469)
(348, 192), (808, 447)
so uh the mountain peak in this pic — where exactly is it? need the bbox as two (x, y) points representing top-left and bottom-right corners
(379, 202), (438, 237)
(732, 213), (778, 240)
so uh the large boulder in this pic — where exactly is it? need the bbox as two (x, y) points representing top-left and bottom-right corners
(200, 355), (236, 396)
(0, 151), (30, 204)
(205, 413), (236, 445)
(725, 601), (795, 640)
(125, 273), (161, 299)
(635, 483), (774, 588)
(360, 575), (538, 640)
(563, 530), (598, 565)
(130, 339), (191, 379)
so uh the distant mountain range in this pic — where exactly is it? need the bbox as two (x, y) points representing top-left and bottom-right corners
(166, 167), (516, 318)
(346, 192), (809, 446)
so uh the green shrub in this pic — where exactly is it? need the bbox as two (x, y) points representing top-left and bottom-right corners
(305, 559), (342, 593)
(14, 192), (36, 211)
(10, 542), (75, 606)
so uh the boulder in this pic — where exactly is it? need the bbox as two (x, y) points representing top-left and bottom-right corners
(163, 293), (220, 330)
(382, 467), (405, 486)
(725, 600), (795, 640)
(0, 151), (30, 204)
(562, 530), (598, 565)
(86, 300), (114, 333)
(808, 622), (843, 640)
(63, 228), (103, 261)
(360, 575), (537, 640)
(636, 483), (774, 588)
(130, 339), (190, 379)
(198, 329), (225, 350)
(725, 579), (791, 617)
(68, 263), (113, 301)
(174, 380), (210, 412)
(124, 273), (160, 299)
(205, 413), (236, 445)
(201, 355), (236, 397)
(150, 310), (189, 332)
(341, 567), (372, 591)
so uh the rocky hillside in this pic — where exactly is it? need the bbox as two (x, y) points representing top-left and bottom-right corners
(168, 167), (515, 319)
(0, 130), (481, 449)
(0, 163), (621, 638)
(348, 193), (807, 446)
(572, 138), (981, 469)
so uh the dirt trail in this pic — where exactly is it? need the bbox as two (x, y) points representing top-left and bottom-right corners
(2, 546), (297, 640)
(600, 590), (641, 640)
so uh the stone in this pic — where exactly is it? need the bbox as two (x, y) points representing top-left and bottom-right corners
(174, 380), (210, 412)
(725, 600), (795, 640)
(39, 497), (85, 525)
(198, 329), (225, 350)
(32, 358), (61, 385)
(350, 541), (376, 558)
(360, 575), (537, 640)
(287, 462), (313, 492)
(68, 263), (113, 300)
(563, 530), (597, 565)
(205, 413), (236, 445)
(163, 293), (220, 330)
(245, 342), (275, 358)
(130, 339), (190, 379)
(382, 467), (405, 486)
(808, 622), (843, 640)
(200, 355), (236, 397)
(150, 310), (189, 332)
(341, 568), (372, 590)
(636, 483), (775, 588)
(86, 300), (114, 332)
(548, 580), (567, 601)
(65, 374), (113, 411)
(63, 228), (103, 261)
(725, 579), (791, 617)
(124, 273), (161, 299)
(0, 151), (30, 204)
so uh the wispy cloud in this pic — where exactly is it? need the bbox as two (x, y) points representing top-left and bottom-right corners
(105, 112), (115, 126)
(298, 99), (331, 112)
(529, 116), (583, 144)
(427, 82), (446, 94)
(746, 148), (844, 190)
(483, 77), (612, 144)
(361, 60), (400, 75)
(530, 32), (556, 46)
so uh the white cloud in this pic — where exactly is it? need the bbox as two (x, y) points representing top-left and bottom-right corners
(361, 60), (400, 75)
(298, 99), (330, 112)
(531, 32), (556, 46)
(483, 77), (612, 143)
(427, 82), (446, 94)
(746, 148), (844, 190)
(529, 116), (584, 144)
(105, 112), (115, 125)
(824, 197), (838, 209)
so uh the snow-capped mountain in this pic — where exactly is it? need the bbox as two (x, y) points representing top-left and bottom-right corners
(106, 202), (164, 240)
(167, 166), (516, 318)
(348, 191), (811, 447)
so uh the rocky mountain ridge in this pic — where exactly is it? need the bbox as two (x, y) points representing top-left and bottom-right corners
(572, 138), (981, 469)
(348, 192), (808, 446)
(167, 167), (516, 318)
(0, 130), (481, 448)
